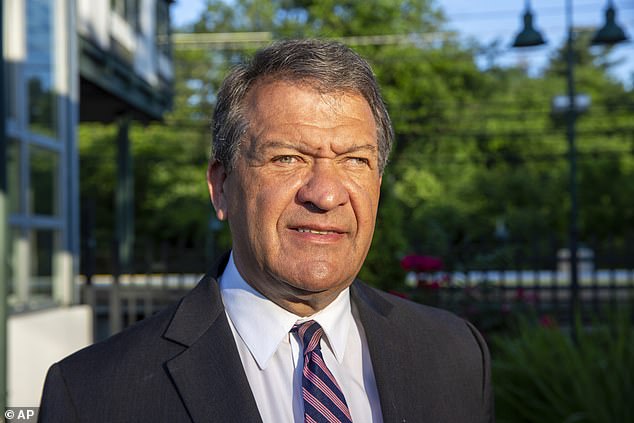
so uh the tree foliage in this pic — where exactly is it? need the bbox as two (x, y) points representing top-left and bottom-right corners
(78, 1), (634, 287)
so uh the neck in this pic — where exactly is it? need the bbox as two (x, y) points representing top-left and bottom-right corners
(225, 251), (351, 317)
(244, 277), (346, 316)
(273, 290), (343, 317)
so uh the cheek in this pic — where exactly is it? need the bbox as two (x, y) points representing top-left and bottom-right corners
(250, 180), (298, 231)
(350, 180), (381, 225)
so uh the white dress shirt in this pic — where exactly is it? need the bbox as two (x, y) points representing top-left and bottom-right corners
(219, 252), (383, 423)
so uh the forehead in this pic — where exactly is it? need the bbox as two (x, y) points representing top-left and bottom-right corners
(243, 80), (377, 142)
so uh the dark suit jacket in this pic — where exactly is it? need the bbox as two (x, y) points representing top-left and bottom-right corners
(39, 258), (494, 422)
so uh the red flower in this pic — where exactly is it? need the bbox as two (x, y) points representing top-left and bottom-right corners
(400, 254), (444, 272)
(539, 315), (557, 328)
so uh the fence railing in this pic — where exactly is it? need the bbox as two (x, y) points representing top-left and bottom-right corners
(80, 274), (200, 341)
(396, 265), (634, 335)
(80, 265), (634, 341)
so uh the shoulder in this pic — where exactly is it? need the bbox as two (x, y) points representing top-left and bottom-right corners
(39, 303), (185, 421)
(57, 272), (223, 375)
(351, 281), (494, 422)
(56, 300), (182, 379)
(39, 274), (231, 420)
(351, 280), (489, 368)
(352, 280), (477, 335)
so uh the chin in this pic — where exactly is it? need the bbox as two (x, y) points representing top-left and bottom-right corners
(286, 264), (353, 294)
(267, 253), (358, 288)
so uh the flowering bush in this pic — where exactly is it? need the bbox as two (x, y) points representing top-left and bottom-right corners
(393, 254), (536, 336)
(392, 254), (562, 338)
(400, 254), (448, 289)
(400, 254), (444, 272)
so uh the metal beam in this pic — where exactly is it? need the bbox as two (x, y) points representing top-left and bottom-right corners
(0, 0), (9, 411)
(171, 31), (455, 50)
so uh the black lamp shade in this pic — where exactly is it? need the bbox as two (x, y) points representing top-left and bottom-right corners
(512, 10), (546, 47)
(592, 6), (628, 45)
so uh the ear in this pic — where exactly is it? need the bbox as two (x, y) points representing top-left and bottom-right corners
(207, 160), (229, 221)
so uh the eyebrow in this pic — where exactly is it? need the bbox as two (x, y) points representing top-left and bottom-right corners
(255, 141), (378, 155)
(344, 144), (378, 154)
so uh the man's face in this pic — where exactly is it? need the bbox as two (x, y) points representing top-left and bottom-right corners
(208, 80), (382, 312)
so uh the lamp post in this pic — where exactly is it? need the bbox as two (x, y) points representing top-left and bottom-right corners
(511, 0), (629, 336)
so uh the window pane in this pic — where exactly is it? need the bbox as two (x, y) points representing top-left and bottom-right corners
(30, 229), (56, 299)
(5, 61), (17, 121)
(8, 139), (21, 214)
(26, 0), (58, 138)
(30, 145), (59, 216)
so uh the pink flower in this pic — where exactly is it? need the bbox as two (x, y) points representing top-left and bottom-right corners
(400, 254), (444, 272)
(539, 315), (557, 328)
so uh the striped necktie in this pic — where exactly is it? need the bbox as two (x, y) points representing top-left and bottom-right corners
(292, 320), (353, 423)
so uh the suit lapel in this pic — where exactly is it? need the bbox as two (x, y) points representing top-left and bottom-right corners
(162, 261), (263, 423)
(352, 281), (427, 423)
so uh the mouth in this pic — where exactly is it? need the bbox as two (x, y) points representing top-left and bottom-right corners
(287, 225), (348, 246)
(290, 225), (347, 236)
(295, 228), (342, 235)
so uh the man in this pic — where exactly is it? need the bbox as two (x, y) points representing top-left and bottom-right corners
(39, 39), (494, 422)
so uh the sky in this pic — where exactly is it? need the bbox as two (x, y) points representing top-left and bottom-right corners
(170, 0), (634, 87)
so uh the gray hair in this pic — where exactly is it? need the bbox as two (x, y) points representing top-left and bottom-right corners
(211, 39), (393, 173)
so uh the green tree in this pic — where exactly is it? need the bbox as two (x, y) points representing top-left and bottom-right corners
(78, 0), (634, 284)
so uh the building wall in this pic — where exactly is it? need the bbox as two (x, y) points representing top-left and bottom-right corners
(8, 306), (92, 406)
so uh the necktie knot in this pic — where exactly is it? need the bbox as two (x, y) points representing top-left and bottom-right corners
(292, 320), (323, 355)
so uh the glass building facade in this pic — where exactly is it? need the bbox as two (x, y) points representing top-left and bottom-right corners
(4, 0), (78, 311)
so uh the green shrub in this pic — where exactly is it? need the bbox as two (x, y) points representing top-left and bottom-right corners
(492, 313), (634, 423)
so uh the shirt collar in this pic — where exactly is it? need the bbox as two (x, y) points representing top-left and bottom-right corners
(219, 252), (352, 369)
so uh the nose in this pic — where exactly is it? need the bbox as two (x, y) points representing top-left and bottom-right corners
(296, 161), (349, 212)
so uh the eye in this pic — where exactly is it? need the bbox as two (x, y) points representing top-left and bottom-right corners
(346, 157), (370, 167)
(273, 155), (300, 164)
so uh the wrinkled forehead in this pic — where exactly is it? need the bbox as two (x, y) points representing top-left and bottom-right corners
(244, 80), (376, 128)
(246, 74), (370, 107)
(244, 79), (376, 136)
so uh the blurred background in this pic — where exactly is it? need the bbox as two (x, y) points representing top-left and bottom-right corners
(2, 0), (633, 420)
